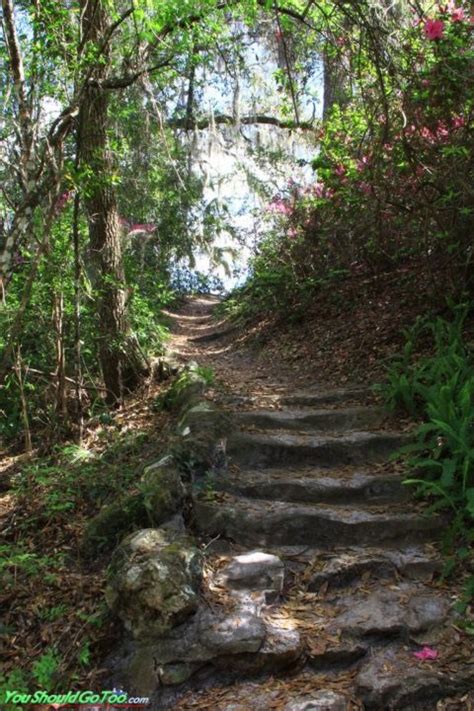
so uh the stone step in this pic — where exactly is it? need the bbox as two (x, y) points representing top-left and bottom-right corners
(227, 431), (407, 469)
(305, 545), (442, 590)
(189, 325), (237, 343)
(326, 584), (450, 643)
(279, 386), (372, 408)
(194, 495), (441, 548)
(234, 406), (385, 432)
(356, 647), (474, 710)
(216, 466), (408, 504)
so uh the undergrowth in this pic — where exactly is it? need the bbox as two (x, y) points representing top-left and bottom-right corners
(380, 302), (474, 622)
(0, 418), (166, 708)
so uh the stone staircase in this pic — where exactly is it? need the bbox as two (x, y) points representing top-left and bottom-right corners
(195, 392), (442, 551)
(147, 298), (474, 710)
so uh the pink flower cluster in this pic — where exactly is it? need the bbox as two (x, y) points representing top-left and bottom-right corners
(413, 646), (438, 661)
(357, 156), (370, 172)
(404, 115), (466, 144)
(424, 18), (445, 39)
(304, 183), (335, 200)
(423, 4), (471, 39)
(119, 217), (157, 235)
(267, 198), (292, 215)
(54, 190), (72, 214)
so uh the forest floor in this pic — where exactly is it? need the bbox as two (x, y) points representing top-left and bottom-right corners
(1, 290), (473, 709)
(222, 258), (474, 386)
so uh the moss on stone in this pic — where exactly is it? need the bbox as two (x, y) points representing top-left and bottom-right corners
(82, 492), (148, 558)
(82, 456), (186, 558)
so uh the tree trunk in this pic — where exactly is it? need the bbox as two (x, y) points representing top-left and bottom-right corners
(78, 0), (145, 405)
(322, 44), (349, 121)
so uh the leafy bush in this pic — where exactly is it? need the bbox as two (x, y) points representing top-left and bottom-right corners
(231, 4), (473, 318)
(381, 303), (473, 598)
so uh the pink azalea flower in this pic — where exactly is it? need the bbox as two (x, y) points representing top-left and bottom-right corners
(451, 7), (465, 21)
(268, 198), (292, 215)
(446, 0), (466, 20)
(334, 164), (346, 177)
(424, 18), (445, 39)
(312, 183), (325, 198)
(414, 646), (438, 661)
(128, 223), (156, 235)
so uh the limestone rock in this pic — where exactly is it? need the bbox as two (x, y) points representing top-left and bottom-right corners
(215, 624), (302, 674)
(200, 612), (265, 655)
(308, 637), (367, 669)
(219, 551), (284, 601)
(158, 661), (201, 686)
(284, 690), (348, 710)
(177, 400), (231, 474)
(332, 588), (449, 639)
(140, 454), (186, 522)
(105, 528), (202, 639)
(356, 648), (474, 709)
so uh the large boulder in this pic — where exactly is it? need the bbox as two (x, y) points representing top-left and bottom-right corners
(105, 528), (202, 639)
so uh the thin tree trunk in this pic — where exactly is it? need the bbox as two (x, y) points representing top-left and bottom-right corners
(72, 191), (83, 442)
(14, 348), (32, 453)
(53, 290), (67, 416)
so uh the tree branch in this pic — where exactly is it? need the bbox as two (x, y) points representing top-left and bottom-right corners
(168, 113), (314, 130)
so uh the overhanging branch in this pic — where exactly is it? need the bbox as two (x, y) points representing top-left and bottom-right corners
(169, 114), (315, 130)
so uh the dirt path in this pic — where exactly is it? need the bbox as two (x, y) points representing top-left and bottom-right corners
(155, 297), (474, 711)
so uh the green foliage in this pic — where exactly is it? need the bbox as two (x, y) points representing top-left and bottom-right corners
(31, 649), (60, 690)
(230, 2), (473, 318)
(0, 669), (29, 711)
(381, 303), (474, 603)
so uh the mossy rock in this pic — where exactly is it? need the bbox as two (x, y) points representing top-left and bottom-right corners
(82, 455), (185, 557)
(140, 454), (186, 518)
(174, 401), (232, 475)
(105, 528), (202, 640)
(82, 493), (147, 558)
(155, 366), (208, 413)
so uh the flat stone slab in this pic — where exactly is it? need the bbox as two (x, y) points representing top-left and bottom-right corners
(215, 623), (303, 673)
(356, 648), (474, 709)
(284, 691), (348, 711)
(218, 466), (407, 504)
(194, 496), (441, 547)
(218, 551), (284, 601)
(235, 406), (385, 432)
(332, 588), (450, 640)
(307, 546), (441, 589)
(228, 430), (407, 468)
